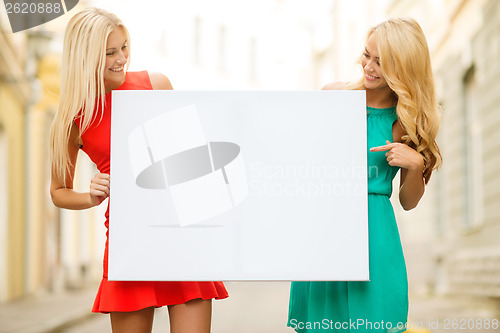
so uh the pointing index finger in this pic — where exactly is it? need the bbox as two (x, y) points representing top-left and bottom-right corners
(370, 145), (390, 152)
(370, 140), (395, 152)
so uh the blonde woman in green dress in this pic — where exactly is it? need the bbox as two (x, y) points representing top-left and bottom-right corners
(288, 18), (442, 333)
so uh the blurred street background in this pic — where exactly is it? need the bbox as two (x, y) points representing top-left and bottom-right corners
(1, 0), (500, 332)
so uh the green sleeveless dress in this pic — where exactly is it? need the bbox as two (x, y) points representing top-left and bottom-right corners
(288, 106), (408, 333)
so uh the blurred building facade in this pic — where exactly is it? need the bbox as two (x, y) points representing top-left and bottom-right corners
(100, 0), (342, 90)
(2, 0), (499, 316)
(311, 0), (500, 317)
(0, 4), (104, 304)
(0, 15), (31, 303)
(385, 0), (500, 309)
(311, 0), (389, 88)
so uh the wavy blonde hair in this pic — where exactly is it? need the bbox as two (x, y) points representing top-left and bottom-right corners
(347, 17), (442, 184)
(49, 8), (130, 185)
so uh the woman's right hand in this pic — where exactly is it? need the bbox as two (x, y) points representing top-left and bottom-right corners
(89, 173), (110, 207)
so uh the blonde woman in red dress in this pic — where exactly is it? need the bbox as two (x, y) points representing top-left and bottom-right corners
(49, 8), (228, 333)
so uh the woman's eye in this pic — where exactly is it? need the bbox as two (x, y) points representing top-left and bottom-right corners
(363, 52), (369, 58)
(122, 45), (127, 50)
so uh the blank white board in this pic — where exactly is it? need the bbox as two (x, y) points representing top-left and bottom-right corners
(109, 90), (368, 281)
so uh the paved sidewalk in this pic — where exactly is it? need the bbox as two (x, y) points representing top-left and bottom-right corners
(1, 283), (499, 333)
(0, 283), (98, 333)
(408, 294), (499, 333)
(0, 282), (292, 333)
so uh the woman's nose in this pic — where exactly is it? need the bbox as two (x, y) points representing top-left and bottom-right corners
(116, 52), (127, 64)
(364, 62), (375, 73)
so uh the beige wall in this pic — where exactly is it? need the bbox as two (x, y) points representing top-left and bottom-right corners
(311, 0), (389, 88)
(387, 0), (500, 299)
(1, 20), (104, 302)
(2, 0), (499, 305)
(0, 84), (27, 300)
(440, 0), (500, 297)
(24, 55), (59, 294)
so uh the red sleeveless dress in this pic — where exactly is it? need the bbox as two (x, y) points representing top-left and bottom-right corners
(75, 71), (228, 313)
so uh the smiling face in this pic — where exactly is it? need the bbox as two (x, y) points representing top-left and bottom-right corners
(361, 32), (389, 91)
(104, 28), (129, 93)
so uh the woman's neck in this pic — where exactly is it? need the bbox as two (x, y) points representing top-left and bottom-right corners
(365, 88), (397, 108)
(104, 78), (126, 94)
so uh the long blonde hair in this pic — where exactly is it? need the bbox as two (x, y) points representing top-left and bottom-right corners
(50, 8), (129, 185)
(347, 17), (442, 184)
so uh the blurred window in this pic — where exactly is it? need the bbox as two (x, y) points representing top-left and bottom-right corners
(193, 17), (201, 65)
(218, 25), (226, 72)
(463, 66), (484, 227)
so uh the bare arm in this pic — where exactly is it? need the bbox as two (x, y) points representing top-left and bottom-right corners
(370, 121), (425, 210)
(393, 121), (425, 210)
(370, 140), (424, 210)
(50, 122), (110, 210)
(51, 72), (172, 210)
(398, 165), (425, 210)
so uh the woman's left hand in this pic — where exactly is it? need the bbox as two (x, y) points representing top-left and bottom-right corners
(370, 140), (424, 172)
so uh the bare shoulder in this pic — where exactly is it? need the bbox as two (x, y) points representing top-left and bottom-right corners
(149, 72), (173, 90)
(321, 81), (347, 90)
(392, 119), (406, 143)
